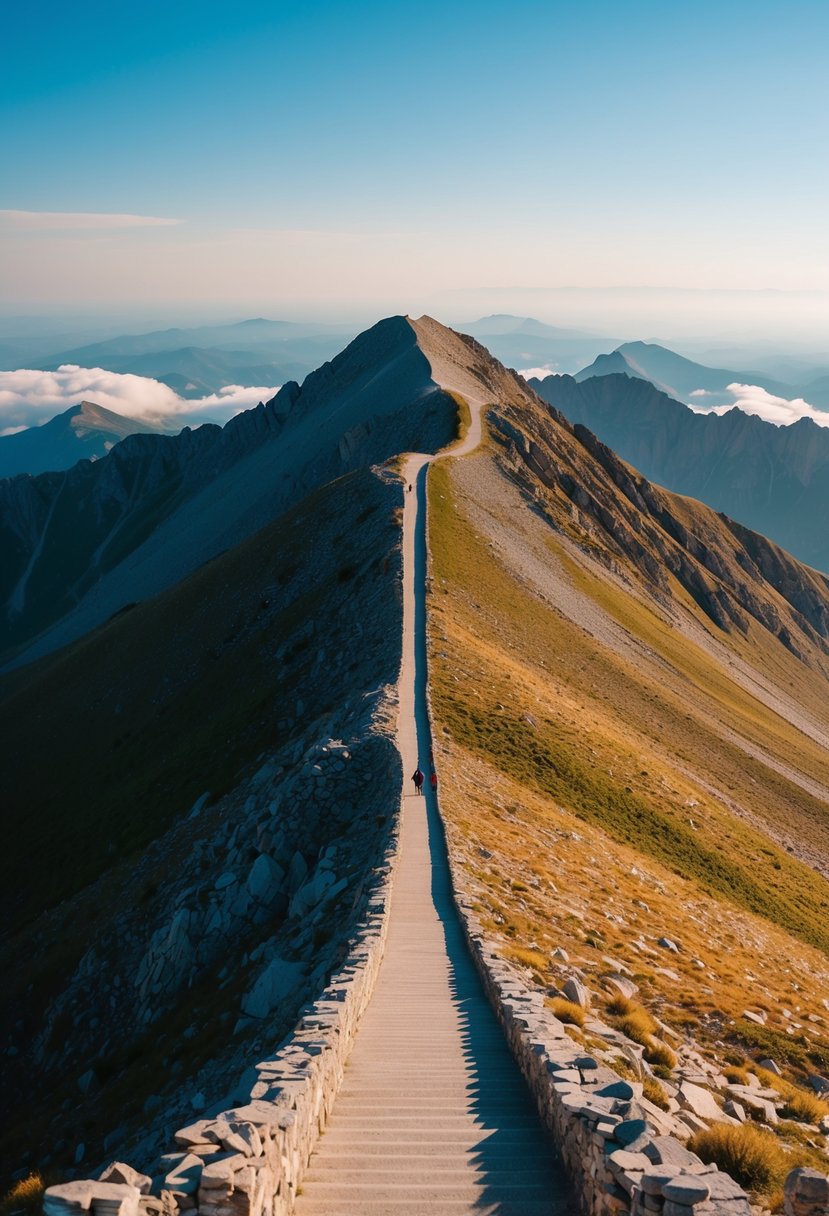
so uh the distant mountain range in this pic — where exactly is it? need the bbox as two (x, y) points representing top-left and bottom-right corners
(459, 314), (621, 374)
(30, 318), (357, 394)
(574, 340), (829, 409)
(529, 371), (829, 574)
(0, 401), (161, 479)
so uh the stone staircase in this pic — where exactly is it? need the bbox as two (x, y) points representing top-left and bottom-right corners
(294, 784), (573, 1215)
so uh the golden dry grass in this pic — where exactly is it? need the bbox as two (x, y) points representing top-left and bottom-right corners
(548, 998), (587, 1027)
(426, 450), (829, 1174)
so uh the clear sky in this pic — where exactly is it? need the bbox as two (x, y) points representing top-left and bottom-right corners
(2, 0), (828, 331)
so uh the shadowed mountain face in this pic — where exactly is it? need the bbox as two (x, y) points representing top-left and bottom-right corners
(0, 401), (161, 478)
(0, 316), (459, 663)
(529, 372), (829, 575)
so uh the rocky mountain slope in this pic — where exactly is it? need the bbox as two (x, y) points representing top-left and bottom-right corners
(529, 371), (829, 575)
(0, 463), (405, 1190)
(0, 316), (459, 664)
(0, 401), (161, 478)
(422, 341), (829, 1201)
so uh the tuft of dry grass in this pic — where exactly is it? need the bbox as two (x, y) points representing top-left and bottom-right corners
(606, 993), (636, 1016)
(688, 1124), (791, 1196)
(1, 1174), (47, 1216)
(644, 1040), (677, 1070)
(619, 1006), (657, 1046)
(643, 1076), (670, 1110)
(548, 997), (586, 1027)
(778, 1090), (829, 1125)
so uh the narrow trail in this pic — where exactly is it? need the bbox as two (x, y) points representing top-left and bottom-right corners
(295, 401), (573, 1215)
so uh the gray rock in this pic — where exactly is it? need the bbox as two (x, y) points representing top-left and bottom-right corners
(563, 977), (590, 1007)
(98, 1164), (152, 1196)
(161, 1152), (203, 1195)
(246, 854), (286, 907)
(644, 1138), (701, 1168)
(663, 1178), (711, 1205)
(596, 1080), (636, 1101)
(241, 956), (305, 1020)
(214, 872), (236, 891)
(657, 937), (680, 953)
(677, 1081), (723, 1121)
(759, 1057), (781, 1075)
(784, 1169), (829, 1205)
(807, 1074), (829, 1093)
(604, 974), (638, 1000)
(615, 1118), (649, 1146)
(723, 1099), (746, 1122)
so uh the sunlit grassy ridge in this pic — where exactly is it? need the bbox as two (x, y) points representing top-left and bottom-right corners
(428, 458), (829, 956)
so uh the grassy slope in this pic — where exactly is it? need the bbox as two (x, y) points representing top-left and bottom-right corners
(427, 456), (829, 1080)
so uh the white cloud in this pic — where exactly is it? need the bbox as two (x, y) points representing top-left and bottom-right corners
(519, 365), (558, 380)
(0, 366), (278, 430)
(0, 210), (182, 230)
(689, 388), (713, 398)
(688, 382), (829, 428)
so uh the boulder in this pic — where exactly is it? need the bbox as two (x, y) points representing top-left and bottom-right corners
(657, 937), (680, 953)
(604, 974), (638, 1000)
(246, 854), (286, 908)
(677, 1082), (724, 1122)
(563, 977), (590, 1007)
(242, 956), (305, 1020)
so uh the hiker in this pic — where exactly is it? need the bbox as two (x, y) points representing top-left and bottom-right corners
(408, 483), (413, 493)
(430, 770), (437, 791)
(412, 767), (424, 795)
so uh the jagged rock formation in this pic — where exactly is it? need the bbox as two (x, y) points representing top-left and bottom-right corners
(0, 401), (160, 479)
(530, 371), (829, 577)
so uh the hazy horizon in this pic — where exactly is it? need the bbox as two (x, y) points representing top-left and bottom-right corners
(4, 0), (828, 336)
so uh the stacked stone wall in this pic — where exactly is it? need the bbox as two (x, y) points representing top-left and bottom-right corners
(44, 819), (401, 1216)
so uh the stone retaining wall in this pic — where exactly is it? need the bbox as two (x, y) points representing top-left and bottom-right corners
(44, 819), (401, 1216)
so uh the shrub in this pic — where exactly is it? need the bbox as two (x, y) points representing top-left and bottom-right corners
(725, 1065), (750, 1085)
(645, 1040), (678, 1070)
(549, 997), (586, 1027)
(687, 1123), (790, 1195)
(619, 1006), (657, 1045)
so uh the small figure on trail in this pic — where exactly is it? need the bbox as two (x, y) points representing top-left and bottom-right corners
(412, 767), (424, 795)
(430, 770), (437, 791)
(408, 483), (413, 493)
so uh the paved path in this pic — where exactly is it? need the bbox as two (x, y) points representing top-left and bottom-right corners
(295, 402), (573, 1215)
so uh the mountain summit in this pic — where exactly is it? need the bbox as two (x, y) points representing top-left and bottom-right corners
(0, 400), (159, 479)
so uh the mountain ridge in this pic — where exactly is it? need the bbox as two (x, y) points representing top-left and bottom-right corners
(530, 371), (829, 574)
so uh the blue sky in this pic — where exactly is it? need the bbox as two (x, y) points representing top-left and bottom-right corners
(2, 0), (828, 326)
